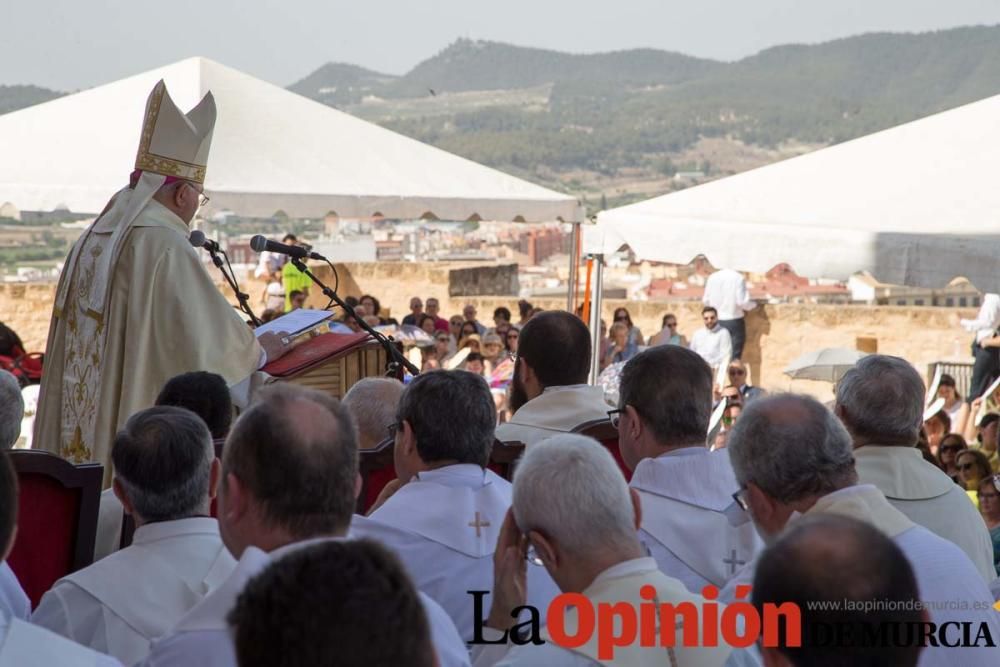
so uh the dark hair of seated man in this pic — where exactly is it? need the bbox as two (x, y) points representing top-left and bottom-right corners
(228, 539), (434, 667)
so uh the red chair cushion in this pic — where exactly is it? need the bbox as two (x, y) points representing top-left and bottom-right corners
(363, 465), (397, 514)
(599, 438), (632, 482)
(8, 473), (81, 608)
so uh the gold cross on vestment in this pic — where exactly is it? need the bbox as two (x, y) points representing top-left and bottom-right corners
(468, 512), (491, 538)
(723, 549), (746, 575)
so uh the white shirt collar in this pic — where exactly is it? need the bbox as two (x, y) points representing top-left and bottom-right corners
(541, 384), (592, 395)
(414, 463), (488, 486)
(591, 557), (659, 588)
(132, 516), (219, 545)
(658, 446), (709, 459)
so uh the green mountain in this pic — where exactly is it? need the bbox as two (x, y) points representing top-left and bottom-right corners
(5, 26), (1000, 195)
(0, 84), (61, 114)
(287, 62), (397, 106)
(285, 26), (1000, 184)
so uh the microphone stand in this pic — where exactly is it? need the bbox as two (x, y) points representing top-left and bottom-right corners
(208, 248), (262, 327)
(289, 256), (418, 377)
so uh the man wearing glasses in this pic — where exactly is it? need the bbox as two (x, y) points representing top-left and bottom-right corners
(35, 81), (287, 483)
(726, 359), (764, 404)
(612, 346), (762, 595)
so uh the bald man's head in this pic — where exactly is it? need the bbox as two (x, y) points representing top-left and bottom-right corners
(223, 384), (358, 539)
(752, 514), (923, 667)
(342, 378), (404, 450)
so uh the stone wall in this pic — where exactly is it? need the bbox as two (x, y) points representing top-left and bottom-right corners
(2, 261), (976, 403)
(0, 283), (57, 352)
(448, 264), (519, 297)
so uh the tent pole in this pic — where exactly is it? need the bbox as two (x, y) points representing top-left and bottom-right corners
(588, 254), (605, 385)
(567, 223), (581, 312)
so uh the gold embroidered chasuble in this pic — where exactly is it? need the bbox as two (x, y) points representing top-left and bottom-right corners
(35, 193), (260, 484)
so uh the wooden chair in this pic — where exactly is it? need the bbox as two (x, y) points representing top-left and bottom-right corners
(7, 450), (102, 608)
(358, 437), (396, 514)
(572, 419), (631, 481)
(120, 439), (227, 550)
(489, 440), (525, 482)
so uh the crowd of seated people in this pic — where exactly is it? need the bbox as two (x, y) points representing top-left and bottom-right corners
(6, 290), (1000, 666)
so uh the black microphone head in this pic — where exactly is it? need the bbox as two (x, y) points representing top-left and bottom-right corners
(189, 230), (207, 248)
(250, 235), (268, 253)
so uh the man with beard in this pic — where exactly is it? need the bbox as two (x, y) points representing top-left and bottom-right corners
(495, 311), (610, 447)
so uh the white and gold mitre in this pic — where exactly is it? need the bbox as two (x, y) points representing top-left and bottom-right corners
(134, 80), (216, 184)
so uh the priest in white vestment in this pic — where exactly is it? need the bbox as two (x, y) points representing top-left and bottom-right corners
(0, 615), (123, 667)
(34, 80), (285, 485)
(351, 371), (560, 641)
(0, 565), (27, 623)
(473, 436), (738, 667)
(495, 312), (610, 446)
(725, 394), (1000, 667)
(0, 429), (122, 666)
(140, 384), (469, 667)
(32, 407), (235, 666)
(835, 355), (996, 582)
(616, 347), (762, 593)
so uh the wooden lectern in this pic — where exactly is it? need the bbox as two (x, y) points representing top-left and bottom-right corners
(262, 332), (393, 399)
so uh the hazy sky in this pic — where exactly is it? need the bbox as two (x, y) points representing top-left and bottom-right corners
(5, 0), (1000, 90)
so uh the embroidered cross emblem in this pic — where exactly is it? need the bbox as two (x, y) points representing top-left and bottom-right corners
(468, 512), (491, 538)
(723, 549), (746, 575)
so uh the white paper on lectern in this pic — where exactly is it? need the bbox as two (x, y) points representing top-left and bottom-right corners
(253, 309), (332, 338)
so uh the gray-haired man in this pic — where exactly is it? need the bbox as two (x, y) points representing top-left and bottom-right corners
(33, 407), (235, 665)
(836, 354), (995, 583)
(727, 394), (1000, 667)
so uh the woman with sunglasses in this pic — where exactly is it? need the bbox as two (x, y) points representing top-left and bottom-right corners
(503, 327), (519, 356)
(956, 449), (993, 507)
(612, 307), (644, 347)
(976, 476), (1000, 576)
(938, 433), (969, 483)
(649, 313), (687, 348)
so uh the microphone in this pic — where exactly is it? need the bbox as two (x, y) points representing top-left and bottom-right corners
(250, 235), (325, 261)
(189, 230), (221, 253)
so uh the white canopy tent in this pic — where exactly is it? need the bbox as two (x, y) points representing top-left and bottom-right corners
(582, 93), (1000, 381)
(585, 93), (1000, 292)
(0, 57), (582, 224)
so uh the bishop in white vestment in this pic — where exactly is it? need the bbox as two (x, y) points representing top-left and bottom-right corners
(631, 448), (762, 593)
(351, 464), (561, 641)
(32, 517), (235, 666)
(34, 81), (266, 483)
(140, 537), (470, 667)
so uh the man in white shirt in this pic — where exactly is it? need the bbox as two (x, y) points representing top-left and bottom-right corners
(33, 407), (236, 666)
(703, 268), (755, 359)
(495, 311), (610, 446)
(960, 293), (1000, 401)
(0, 452), (123, 666)
(352, 371), (559, 641)
(227, 539), (437, 667)
(689, 307), (733, 387)
(727, 394), (1000, 666)
(473, 435), (735, 667)
(139, 384), (469, 667)
(835, 355), (996, 583)
(616, 346), (762, 593)
(751, 514), (925, 667)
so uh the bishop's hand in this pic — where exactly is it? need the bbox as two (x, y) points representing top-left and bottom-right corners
(258, 331), (290, 363)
